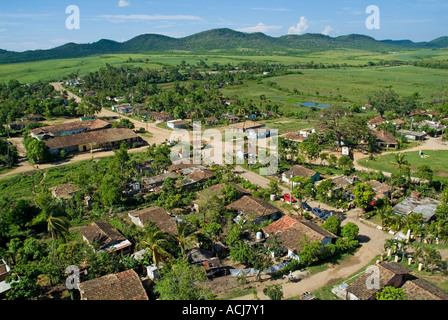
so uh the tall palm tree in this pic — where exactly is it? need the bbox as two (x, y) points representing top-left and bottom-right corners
(46, 214), (70, 242)
(138, 226), (171, 267)
(175, 221), (198, 258)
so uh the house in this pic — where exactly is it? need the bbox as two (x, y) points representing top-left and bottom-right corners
(370, 129), (398, 149)
(0, 259), (12, 296)
(112, 103), (131, 112)
(78, 269), (148, 300)
(315, 175), (354, 197)
(392, 194), (440, 222)
(193, 182), (249, 212)
(345, 262), (410, 300)
(146, 111), (174, 122)
(398, 129), (427, 141)
(229, 120), (272, 139)
(401, 278), (448, 300)
(81, 221), (132, 255)
(30, 118), (111, 139)
(236, 145), (257, 160)
(362, 104), (373, 110)
(44, 128), (143, 155)
(49, 183), (81, 200)
(391, 119), (406, 129)
(141, 172), (179, 191)
(226, 195), (282, 225)
(221, 113), (240, 123)
(167, 119), (189, 129)
(262, 215), (338, 261)
(187, 169), (215, 184)
(181, 168), (215, 189)
(366, 180), (393, 200)
(186, 248), (225, 278)
(281, 132), (307, 145)
(205, 116), (219, 125)
(167, 162), (204, 173)
(135, 161), (153, 176)
(282, 165), (320, 186)
(418, 120), (446, 135)
(9, 119), (32, 131)
(367, 115), (386, 128)
(128, 206), (178, 236)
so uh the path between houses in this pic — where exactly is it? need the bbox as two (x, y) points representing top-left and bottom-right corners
(232, 209), (395, 300)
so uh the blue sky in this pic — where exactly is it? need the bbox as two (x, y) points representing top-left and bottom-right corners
(0, 0), (447, 51)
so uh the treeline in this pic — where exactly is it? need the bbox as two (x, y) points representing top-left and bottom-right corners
(413, 59), (448, 70)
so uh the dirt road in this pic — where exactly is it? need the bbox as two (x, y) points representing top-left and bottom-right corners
(232, 209), (394, 300)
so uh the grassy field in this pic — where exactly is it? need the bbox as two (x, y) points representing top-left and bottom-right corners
(2, 47), (448, 85)
(358, 150), (448, 178)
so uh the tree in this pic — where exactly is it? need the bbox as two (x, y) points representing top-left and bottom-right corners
(154, 258), (215, 300)
(337, 156), (354, 173)
(353, 183), (376, 210)
(340, 222), (359, 241)
(268, 180), (282, 196)
(25, 138), (50, 164)
(317, 105), (346, 148)
(376, 286), (407, 300)
(138, 225), (171, 266)
(263, 284), (283, 300)
(322, 215), (341, 236)
(175, 221), (198, 258)
(417, 165), (434, 183)
(390, 153), (409, 171)
(316, 178), (336, 201)
(114, 142), (130, 177)
(368, 89), (400, 116)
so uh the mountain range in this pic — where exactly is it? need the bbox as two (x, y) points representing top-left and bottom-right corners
(1, 28), (447, 64)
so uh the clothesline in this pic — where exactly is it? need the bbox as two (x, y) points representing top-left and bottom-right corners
(229, 261), (291, 277)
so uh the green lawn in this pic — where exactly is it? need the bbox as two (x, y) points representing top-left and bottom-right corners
(358, 150), (448, 178)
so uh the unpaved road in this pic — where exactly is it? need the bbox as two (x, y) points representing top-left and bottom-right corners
(232, 209), (394, 300)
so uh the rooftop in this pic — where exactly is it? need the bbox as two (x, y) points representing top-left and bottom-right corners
(283, 165), (317, 179)
(393, 196), (440, 221)
(401, 278), (448, 300)
(262, 215), (337, 252)
(128, 206), (178, 236)
(31, 118), (111, 137)
(44, 128), (140, 151)
(82, 221), (130, 252)
(226, 195), (279, 218)
(49, 182), (80, 200)
(79, 269), (148, 300)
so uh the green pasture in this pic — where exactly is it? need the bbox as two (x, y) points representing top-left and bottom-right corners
(358, 150), (448, 178)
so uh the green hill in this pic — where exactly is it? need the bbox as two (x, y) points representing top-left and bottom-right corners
(1, 28), (447, 64)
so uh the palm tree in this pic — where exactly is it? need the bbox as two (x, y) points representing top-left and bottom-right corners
(46, 214), (71, 241)
(390, 153), (410, 171)
(422, 246), (443, 272)
(175, 221), (198, 258)
(384, 238), (398, 255)
(138, 226), (171, 267)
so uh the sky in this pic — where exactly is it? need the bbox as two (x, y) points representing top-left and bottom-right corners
(0, 0), (447, 52)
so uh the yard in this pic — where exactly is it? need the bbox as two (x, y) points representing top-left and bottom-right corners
(358, 150), (448, 178)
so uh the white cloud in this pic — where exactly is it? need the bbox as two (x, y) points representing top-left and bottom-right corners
(118, 0), (130, 7)
(288, 16), (309, 35)
(237, 23), (282, 34)
(321, 25), (334, 36)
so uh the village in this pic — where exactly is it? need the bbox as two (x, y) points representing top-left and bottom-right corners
(1, 71), (448, 302)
